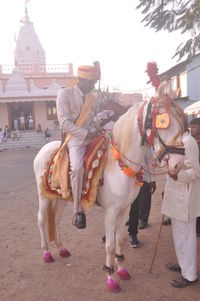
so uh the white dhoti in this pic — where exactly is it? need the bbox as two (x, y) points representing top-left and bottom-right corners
(171, 218), (197, 281)
(68, 138), (91, 214)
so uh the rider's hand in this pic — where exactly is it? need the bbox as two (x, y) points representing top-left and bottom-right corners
(150, 181), (156, 194)
(169, 174), (177, 181)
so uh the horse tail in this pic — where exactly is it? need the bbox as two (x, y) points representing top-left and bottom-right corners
(46, 201), (56, 242)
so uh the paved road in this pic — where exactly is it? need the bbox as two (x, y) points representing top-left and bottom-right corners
(0, 148), (199, 301)
(0, 148), (38, 195)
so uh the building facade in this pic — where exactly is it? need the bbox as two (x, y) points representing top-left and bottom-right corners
(0, 9), (73, 131)
(159, 53), (200, 112)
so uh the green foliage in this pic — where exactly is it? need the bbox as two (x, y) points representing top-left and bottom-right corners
(136, 0), (200, 59)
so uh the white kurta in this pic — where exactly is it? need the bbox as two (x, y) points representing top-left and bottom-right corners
(56, 85), (98, 213)
(56, 85), (98, 147)
(161, 132), (200, 282)
(161, 132), (200, 221)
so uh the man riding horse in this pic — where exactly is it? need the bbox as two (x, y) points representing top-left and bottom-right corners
(56, 62), (101, 229)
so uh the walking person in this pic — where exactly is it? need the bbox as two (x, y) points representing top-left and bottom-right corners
(44, 128), (52, 142)
(3, 125), (10, 142)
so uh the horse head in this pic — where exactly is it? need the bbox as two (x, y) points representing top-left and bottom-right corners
(140, 81), (185, 177)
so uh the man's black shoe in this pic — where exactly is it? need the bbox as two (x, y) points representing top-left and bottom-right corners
(73, 212), (86, 229)
(129, 234), (140, 248)
(125, 220), (129, 226)
(101, 235), (106, 243)
(138, 220), (147, 229)
(163, 218), (171, 226)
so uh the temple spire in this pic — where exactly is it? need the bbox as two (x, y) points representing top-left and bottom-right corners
(25, 0), (30, 16)
(15, 0), (46, 68)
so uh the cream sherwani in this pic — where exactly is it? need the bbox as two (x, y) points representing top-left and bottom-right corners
(161, 132), (200, 281)
(56, 85), (98, 213)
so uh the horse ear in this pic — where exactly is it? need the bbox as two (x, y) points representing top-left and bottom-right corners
(157, 81), (176, 100)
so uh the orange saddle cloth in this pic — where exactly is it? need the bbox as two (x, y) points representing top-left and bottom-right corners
(41, 134), (109, 208)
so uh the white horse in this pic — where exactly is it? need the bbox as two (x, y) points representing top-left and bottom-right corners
(34, 83), (185, 292)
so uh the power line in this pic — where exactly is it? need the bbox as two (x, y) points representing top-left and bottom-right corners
(100, 78), (153, 94)
(100, 59), (200, 94)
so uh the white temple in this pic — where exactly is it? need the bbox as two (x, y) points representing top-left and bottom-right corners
(0, 5), (73, 130)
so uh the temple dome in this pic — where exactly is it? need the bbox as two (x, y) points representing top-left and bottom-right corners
(15, 11), (46, 66)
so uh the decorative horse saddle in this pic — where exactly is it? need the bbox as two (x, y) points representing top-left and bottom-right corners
(41, 134), (108, 208)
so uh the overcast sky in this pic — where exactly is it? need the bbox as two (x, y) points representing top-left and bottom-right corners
(0, 0), (188, 94)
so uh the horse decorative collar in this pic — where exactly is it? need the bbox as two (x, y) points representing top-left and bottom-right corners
(111, 144), (143, 186)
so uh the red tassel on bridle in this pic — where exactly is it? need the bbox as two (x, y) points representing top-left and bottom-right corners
(146, 62), (160, 91)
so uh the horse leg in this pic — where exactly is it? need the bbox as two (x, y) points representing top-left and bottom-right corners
(38, 196), (54, 263)
(115, 206), (131, 280)
(104, 209), (121, 293)
(54, 200), (71, 258)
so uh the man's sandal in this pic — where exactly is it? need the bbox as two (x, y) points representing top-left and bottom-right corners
(166, 263), (181, 272)
(171, 276), (198, 288)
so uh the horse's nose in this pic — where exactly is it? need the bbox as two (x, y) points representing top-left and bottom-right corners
(173, 163), (181, 174)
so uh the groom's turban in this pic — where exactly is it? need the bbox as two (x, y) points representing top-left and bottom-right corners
(78, 61), (101, 81)
(66, 61), (101, 88)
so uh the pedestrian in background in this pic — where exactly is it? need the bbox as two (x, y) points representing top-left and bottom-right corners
(19, 112), (25, 131)
(128, 148), (156, 248)
(44, 128), (52, 142)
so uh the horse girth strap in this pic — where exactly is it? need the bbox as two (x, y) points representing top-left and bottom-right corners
(51, 93), (95, 197)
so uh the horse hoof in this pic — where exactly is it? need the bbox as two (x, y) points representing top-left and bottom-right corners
(59, 248), (71, 258)
(106, 278), (121, 293)
(43, 251), (54, 263)
(117, 268), (131, 280)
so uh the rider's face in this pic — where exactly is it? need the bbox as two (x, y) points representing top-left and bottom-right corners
(78, 78), (97, 94)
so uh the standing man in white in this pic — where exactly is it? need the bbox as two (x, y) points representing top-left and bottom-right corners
(162, 117), (200, 288)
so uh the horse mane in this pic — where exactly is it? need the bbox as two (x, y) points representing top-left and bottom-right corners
(112, 103), (141, 154)
(106, 103), (141, 168)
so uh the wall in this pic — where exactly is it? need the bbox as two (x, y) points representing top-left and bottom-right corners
(187, 54), (200, 102)
(180, 72), (187, 97)
(34, 101), (56, 131)
(0, 103), (8, 128)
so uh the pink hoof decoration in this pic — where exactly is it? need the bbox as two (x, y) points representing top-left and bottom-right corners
(43, 251), (54, 263)
(59, 248), (71, 258)
(117, 268), (131, 280)
(106, 278), (121, 293)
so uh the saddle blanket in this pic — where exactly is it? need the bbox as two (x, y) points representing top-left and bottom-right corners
(41, 134), (108, 208)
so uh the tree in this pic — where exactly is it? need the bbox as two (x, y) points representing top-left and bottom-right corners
(136, 0), (200, 60)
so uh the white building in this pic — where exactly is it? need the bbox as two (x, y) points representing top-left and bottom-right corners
(0, 8), (73, 131)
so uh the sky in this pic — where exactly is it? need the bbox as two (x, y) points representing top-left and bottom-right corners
(0, 0), (188, 95)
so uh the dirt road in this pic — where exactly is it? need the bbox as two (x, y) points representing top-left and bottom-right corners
(0, 148), (199, 301)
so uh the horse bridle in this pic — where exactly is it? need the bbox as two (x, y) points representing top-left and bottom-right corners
(156, 133), (185, 162)
(138, 96), (185, 162)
